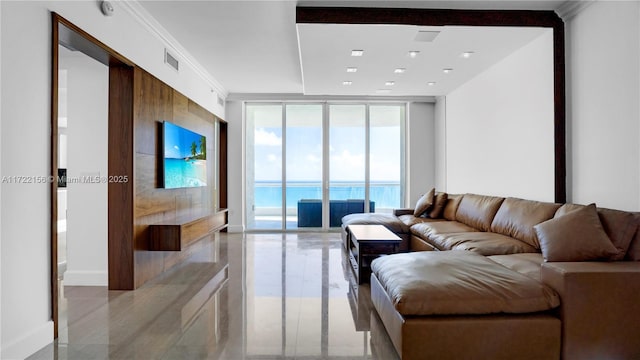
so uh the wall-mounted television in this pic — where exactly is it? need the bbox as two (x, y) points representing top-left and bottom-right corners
(162, 121), (207, 189)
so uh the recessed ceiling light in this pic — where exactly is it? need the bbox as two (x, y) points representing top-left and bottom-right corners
(443, 68), (453, 74)
(351, 50), (364, 57)
(427, 82), (436, 86)
(385, 81), (395, 86)
(376, 89), (392, 94)
(343, 81), (353, 85)
(394, 68), (406, 74)
(346, 67), (357, 73)
(408, 51), (420, 58)
(461, 51), (475, 58)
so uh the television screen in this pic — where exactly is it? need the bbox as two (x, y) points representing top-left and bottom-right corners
(163, 121), (207, 189)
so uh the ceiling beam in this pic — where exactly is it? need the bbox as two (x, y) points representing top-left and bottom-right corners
(296, 6), (566, 203)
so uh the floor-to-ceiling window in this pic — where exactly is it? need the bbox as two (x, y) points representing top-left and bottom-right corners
(246, 104), (283, 230)
(246, 102), (405, 230)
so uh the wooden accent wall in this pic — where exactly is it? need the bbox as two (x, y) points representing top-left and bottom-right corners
(109, 66), (135, 290)
(129, 68), (223, 289)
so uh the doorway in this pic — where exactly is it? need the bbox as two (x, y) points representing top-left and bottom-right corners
(56, 43), (110, 338)
(51, 13), (134, 338)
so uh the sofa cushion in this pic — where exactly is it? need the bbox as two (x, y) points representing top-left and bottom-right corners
(534, 204), (618, 262)
(429, 192), (448, 218)
(627, 214), (640, 261)
(443, 194), (463, 221)
(398, 215), (444, 227)
(488, 253), (544, 281)
(410, 221), (478, 240)
(371, 251), (560, 316)
(342, 213), (410, 234)
(427, 232), (538, 255)
(554, 203), (584, 218)
(414, 188), (435, 217)
(491, 198), (561, 249)
(555, 204), (637, 260)
(456, 194), (505, 231)
(597, 208), (638, 260)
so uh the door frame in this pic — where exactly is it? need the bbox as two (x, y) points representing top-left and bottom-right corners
(50, 13), (134, 338)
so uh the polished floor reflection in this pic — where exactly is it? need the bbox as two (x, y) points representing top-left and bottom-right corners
(29, 232), (398, 360)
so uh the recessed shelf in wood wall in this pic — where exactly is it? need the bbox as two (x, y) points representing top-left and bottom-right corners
(148, 209), (228, 251)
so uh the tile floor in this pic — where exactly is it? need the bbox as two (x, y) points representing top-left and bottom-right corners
(29, 232), (399, 360)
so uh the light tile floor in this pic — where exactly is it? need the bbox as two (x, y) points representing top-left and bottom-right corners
(29, 232), (398, 360)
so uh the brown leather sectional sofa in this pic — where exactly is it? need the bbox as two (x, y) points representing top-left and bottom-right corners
(341, 193), (640, 360)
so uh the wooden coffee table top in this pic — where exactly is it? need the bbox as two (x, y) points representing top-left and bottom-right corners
(348, 224), (401, 242)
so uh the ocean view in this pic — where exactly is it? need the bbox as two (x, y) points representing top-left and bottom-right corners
(254, 181), (401, 209)
(164, 158), (207, 188)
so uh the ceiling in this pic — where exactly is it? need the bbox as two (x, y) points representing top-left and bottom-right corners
(138, 0), (568, 97)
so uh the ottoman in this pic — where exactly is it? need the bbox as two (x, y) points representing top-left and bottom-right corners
(370, 251), (561, 360)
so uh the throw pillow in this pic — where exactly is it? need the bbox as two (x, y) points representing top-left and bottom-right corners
(429, 192), (448, 218)
(414, 188), (435, 217)
(534, 203), (618, 262)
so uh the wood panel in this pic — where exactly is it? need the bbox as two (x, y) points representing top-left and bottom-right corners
(134, 68), (172, 156)
(133, 68), (226, 288)
(219, 121), (228, 210)
(148, 210), (228, 251)
(51, 13), (60, 338)
(109, 65), (135, 290)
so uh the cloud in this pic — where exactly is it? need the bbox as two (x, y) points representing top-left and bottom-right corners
(306, 154), (321, 163)
(174, 145), (179, 150)
(255, 128), (282, 146)
(267, 154), (278, 162)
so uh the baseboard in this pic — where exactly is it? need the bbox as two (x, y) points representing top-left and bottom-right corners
(227, 225), (244, 233)
(63, 270), (108, 286)
(1, 320), (53, 360)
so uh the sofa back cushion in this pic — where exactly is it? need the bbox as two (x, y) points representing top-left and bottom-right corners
(597, 208), (638, 260)
(556, 204), (637, 260)
(443, 194), (463, 221)
(455, 194), (505, 231)
(491, 198), (561, 249)
(627, 214), (640, 261)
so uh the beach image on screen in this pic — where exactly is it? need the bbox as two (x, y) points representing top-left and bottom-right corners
(163, 121), (207, 189)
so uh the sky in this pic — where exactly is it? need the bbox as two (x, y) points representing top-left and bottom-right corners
(249, 104), (402, 183)
(164, 121), (206, 159)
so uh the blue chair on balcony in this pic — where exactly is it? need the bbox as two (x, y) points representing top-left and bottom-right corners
(297, 199), (375, 227)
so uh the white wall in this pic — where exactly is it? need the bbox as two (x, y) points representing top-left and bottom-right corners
(444, 30), (555, 202)
(434, 96), (446, 191)
(0, 1), (227, 358)
(407, 102), (436, 206)
(61, 52), (109, 286)
(567, 1), (640, 210)
(0, 1), (3, 354)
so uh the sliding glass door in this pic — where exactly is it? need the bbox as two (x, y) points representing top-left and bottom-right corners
(285, 105), (323, 229)
(246, 103), (405, 230)
(369, 105), (404, 213)
(328, 105), (367, 227)
(246, 104), (283, 230)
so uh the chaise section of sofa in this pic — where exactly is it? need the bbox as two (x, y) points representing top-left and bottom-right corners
(370, 251), (562, 360)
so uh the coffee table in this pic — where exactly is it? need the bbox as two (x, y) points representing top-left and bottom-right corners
(346, 224), (402, 284)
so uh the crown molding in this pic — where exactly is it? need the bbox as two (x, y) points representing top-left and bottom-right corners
(115, 0), (228, 98)
(226, 92), (435, 102)
(556, 0), (595, 21)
